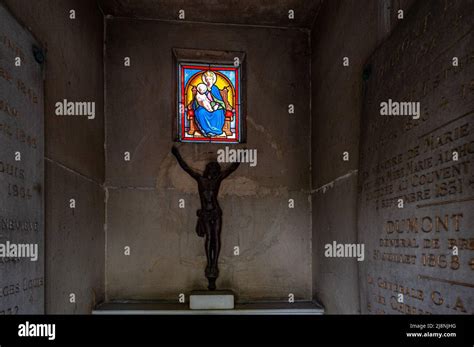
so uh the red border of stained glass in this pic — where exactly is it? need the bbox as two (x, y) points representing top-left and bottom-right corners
(179, 64), (240, 143)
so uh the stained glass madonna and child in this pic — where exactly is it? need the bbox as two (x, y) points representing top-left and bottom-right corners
(177, 63), (242, 143)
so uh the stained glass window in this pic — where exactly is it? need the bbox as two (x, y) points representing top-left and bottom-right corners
(177, 63), (242, 143)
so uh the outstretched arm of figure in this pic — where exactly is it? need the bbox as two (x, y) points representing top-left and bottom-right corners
(220, 162), (240, 180)
(171, 146), (200, 180)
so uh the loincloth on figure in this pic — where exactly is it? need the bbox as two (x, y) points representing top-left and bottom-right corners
(195, 209), (222, 237)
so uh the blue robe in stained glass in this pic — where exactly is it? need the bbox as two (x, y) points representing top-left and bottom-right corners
(193, 85), (225, 136)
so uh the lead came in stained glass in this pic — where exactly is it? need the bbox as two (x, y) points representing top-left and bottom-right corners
(177, 63), (241, 143)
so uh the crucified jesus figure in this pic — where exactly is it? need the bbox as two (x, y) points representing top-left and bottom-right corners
(171, 146), (240, 290)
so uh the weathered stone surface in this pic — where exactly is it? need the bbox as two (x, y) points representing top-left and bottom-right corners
(45, 160), (105, 314)
(0, 3), (44, 314)
(106, 188), (311, 301)
(310, 0), (416, 314)
(3, 0), (105, 182)
(105, 19), (312, 301)
(98, 0), (322, 29)
(312, 173), (360, 313)
(105, 19), (310, 190)
(3, 0), (106, 314)
(358, 0), (474, 314)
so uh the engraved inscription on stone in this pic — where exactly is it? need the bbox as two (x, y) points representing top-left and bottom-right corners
(358, 1), (474, 314)
(0, 4), (44, 314)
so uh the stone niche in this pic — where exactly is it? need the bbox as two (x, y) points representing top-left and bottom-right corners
(0, 4), (44, 314)
(358, 0), (474, 315)
(104, 18), (312, 302)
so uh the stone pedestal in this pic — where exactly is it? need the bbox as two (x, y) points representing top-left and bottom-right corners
(189, 290), (234, 310)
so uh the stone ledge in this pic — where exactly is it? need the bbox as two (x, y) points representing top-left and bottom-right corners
(93, 301), (324, 315)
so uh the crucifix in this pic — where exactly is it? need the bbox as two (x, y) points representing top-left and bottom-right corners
(171, 146), (240, 290)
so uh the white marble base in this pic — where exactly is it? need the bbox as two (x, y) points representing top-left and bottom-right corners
(189, 291), (234, 310)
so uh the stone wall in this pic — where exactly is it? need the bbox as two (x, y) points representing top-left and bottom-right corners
(3, 0), (105, 313)
(0, 3), (44, 314)
(104, 18), (312, 302)
(310, 0), (416, 313)
(358, 0), (474, 315)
